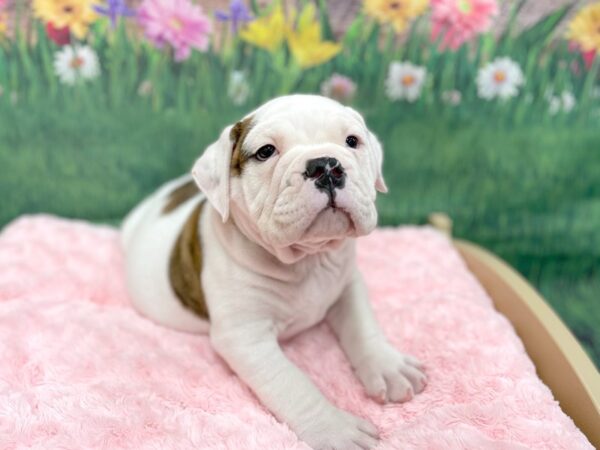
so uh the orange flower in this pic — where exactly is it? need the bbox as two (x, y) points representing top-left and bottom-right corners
(566, 3), (600, 53)
(33, 0), (97, 39)
(364, 0), (428, 33)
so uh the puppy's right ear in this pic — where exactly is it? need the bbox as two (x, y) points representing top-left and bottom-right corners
(192, 125), (234, 222)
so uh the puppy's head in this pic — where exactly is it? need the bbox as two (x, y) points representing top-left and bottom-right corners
(192, 95), (387, 257)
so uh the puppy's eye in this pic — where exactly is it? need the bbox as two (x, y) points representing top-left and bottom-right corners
(255, 144), (276, 162)
(346, 135), (359, 149)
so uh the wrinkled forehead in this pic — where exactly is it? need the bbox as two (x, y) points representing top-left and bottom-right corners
(246, 95), (366, 146)
(253, 95), (352, 119)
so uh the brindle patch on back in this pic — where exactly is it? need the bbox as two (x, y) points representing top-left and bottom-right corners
(162, 180), (199, 214)
(230, 116), (254, 176)
(169, 200), (209, 319)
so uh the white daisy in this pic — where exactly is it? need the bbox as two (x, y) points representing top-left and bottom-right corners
(476, 57), (524, 100)
(137, 80), (153, 97)
(546, 90), (576, 115)
(548, 96), (561, 115)
(561, 91), (576, 113)
(227, 71), (250, 106)
(54, 45), (100, 85)
(441, 89), (462, 106)
(385, 62), (426, 102)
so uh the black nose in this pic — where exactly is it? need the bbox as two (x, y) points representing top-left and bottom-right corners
(304, 157), (346, 205)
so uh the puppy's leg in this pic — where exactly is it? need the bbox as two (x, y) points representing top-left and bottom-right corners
(327, 269), (427, 404)
(210, 319), (379, 450)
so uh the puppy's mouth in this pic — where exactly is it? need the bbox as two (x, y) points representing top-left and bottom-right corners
(320, 190), (358, 234)
(305, 203), (355, 238)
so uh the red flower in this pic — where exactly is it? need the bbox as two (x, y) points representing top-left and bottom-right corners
(581, 48), (597, 69)
(568, 42), (597, 75)
(46, 22), (70, 46)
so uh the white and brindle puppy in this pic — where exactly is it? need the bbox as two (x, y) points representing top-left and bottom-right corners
(121, 95), (426, 450)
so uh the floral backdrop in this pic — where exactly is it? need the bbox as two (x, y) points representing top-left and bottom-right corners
(0, 0), (599, 366)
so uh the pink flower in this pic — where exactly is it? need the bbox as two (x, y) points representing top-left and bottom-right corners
(320, 74), (357, 103)
(431, 0), (498, 50)
(138, 0), (212, 62)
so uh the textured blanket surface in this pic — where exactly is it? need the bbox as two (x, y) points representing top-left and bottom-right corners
(0, 215), (591, 450)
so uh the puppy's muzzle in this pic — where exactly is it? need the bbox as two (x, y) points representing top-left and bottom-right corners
(304, 157), (346, 207)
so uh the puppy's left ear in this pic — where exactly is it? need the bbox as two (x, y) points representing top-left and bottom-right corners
(368, 132), (388, 194)
(191, 125), (234, 222)
(346, 106), (388, 194)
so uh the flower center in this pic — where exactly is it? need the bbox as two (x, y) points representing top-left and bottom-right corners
(169, 17), (183, 30)
(63, 5), (74, 14)
(458, 0), (472, 14)
(493, 70), (506, 83)
(70, 56), (84, 69)
(332, 83), (347, 97)
(401, 74), (415, 86)
(389, 1), (402, 10)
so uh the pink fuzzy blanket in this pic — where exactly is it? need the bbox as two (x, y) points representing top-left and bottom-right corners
(0, 215), (591, 449)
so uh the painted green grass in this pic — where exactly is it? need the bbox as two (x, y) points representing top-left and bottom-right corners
(1, 100), (598, 365)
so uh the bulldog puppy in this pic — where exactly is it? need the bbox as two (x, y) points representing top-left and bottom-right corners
(121, 95), (426, 450)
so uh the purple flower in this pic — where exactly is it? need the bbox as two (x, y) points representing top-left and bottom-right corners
(94, 0), (136, 28)
(215, 0), (252, 34)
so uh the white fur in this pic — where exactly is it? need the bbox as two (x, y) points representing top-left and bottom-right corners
(122, 95), (426, 450)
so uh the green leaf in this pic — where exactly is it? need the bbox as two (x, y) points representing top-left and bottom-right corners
(317, 0), (335, 41)
(344, 13), (365, 47)
(514, 4), (574, 50)
(497, 0), (527, 53)
(579, 57), (600, 115)
(249, 0), (263, 16)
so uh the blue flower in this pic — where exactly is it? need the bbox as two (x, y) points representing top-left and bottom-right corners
(94, 0), (136, 28)
(215, 0), (253, 34)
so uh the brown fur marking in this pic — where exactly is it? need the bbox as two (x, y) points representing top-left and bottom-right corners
(169, 200), (209, 319)
(162, 180), (199, 214)
(230, 116), (254, 176)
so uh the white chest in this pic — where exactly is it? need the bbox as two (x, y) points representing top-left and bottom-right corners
(201, 213), (356, 339)
(274, 252), (353, 339)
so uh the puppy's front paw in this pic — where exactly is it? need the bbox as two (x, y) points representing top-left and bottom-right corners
(355, 343), (426, 404)
(297, 408), (379, 450)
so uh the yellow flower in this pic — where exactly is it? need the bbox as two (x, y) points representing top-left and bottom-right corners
(364, 0), (428, 33)
(566, 3), (600, 53)
(287, 4), (342, 68)
(239, 5), (287, 52)
(0, 13), (7, 38)
(33, 0), (97, 39)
